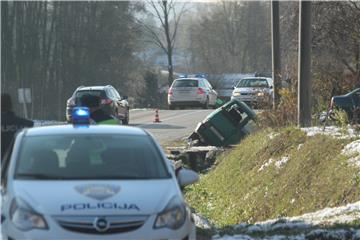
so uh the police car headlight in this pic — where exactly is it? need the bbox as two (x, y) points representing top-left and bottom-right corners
(154, 196), (186, 230)
(233, 92), (241, 97)
(10, 198), (48, 231)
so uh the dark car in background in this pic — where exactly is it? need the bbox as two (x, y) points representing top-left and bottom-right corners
(66, 85), (129, 124)
(329, 88), (360, 122)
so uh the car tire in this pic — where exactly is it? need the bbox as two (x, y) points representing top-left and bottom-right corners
(122, 111), (129, 125)
(202, 98), (209, 109)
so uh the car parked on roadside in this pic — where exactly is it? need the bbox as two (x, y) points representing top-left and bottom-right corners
(168, 77), (218, 109)
(231, 77), (274, 108)
(66, 85), (129, 124)
(320, 88), (360, 124)
(1, 108), (198, 239)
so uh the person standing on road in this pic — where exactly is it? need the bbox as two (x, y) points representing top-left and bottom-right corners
(1, 93), (34, 158)
(80, 94), (120, 125)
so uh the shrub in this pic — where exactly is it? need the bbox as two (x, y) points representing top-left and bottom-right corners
(332, 108), (349, 128)
(257, 88), (297, 128)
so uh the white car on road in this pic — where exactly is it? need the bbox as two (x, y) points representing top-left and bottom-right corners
(231, 77), (274, 108)
(1, 108), (198, 239)
(168, 77), (217, 109)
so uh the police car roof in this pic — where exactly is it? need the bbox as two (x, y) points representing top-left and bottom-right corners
(174, 78), (205, 81)
(241, 77), (268, 80)
(23, 125), (147, 137)
(78, 86), (109, 91)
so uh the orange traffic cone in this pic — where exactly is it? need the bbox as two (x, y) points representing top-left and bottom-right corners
(154, 109), (161, 123)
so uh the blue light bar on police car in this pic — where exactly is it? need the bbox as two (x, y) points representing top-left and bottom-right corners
(195, 73), (206, 78)
(72, 107), (90, 124)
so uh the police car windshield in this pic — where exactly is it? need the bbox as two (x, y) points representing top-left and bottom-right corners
(15, 134), (171, 180)
(236, 79), (269, 88)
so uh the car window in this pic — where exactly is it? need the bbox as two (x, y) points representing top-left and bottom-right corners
(75, 90), (106, 104)
(204, 80), (213, 89)
(173, 79), (198, 88)
(14, 134), (171, 180)
(106, 89), (114, 98)
(112, 89), (121, 99)
(267, 79), (274, 87)
(199, 80), (206, 88)
(108, 89), (115, 99)
(236, 78), (269, 88)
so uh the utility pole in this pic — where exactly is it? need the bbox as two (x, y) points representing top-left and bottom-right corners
(271, 0), (281, 109)
(298, 1), (312, 127)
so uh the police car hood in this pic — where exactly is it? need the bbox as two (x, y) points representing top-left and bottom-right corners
(13, 179), (179, 215)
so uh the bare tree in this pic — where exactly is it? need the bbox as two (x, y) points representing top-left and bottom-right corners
(141, 0), (186, 86)
(188, 2), (271, 74)
(1, 2), (143, 120)
(279, 1), (360, 111)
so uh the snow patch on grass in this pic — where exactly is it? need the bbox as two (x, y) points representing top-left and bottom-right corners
(258, 158), (274, 172)
(213, 201), (360, 239)
(279, 200), (360, 226)
(342, 139), (360, 155)
(274, 156), (290, 169)
(213, 229), (360, 240)
(301, 126), (358, 139)
(348, 157), (360, 168)
(342, 139), (360, 168)
(193, 212), (213, 230)
(213, 234), (253, 240)
(213, 233), (306, 240)
(267, 133), (280, 140)
(258, 156), (290, 171)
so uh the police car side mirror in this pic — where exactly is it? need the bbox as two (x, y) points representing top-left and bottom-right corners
(177, 168), (199, 187)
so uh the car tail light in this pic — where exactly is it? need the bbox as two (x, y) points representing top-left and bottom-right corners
(67, 98), (75, 107)
(197, 88), (205, 95)
(168, 88), (173, 96)
(101, 99), (113, 105)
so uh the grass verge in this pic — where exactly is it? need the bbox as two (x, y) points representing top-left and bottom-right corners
(185, 127), (360, 228)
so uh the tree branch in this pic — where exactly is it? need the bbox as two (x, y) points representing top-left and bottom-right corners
(137, 19), (167, 53)
(341, 58), (356, 74)
(170, 2), (187, 48)
(148, 0), (166, 29)
(350, 1), (360, 12)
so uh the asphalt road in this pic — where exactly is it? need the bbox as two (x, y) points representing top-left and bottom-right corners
(129, 109), (214, 145)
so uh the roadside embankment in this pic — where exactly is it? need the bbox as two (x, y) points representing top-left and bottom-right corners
(184, 127), (360, 238)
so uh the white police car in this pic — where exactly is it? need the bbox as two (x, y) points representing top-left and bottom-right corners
(1, 108), (198, 239)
